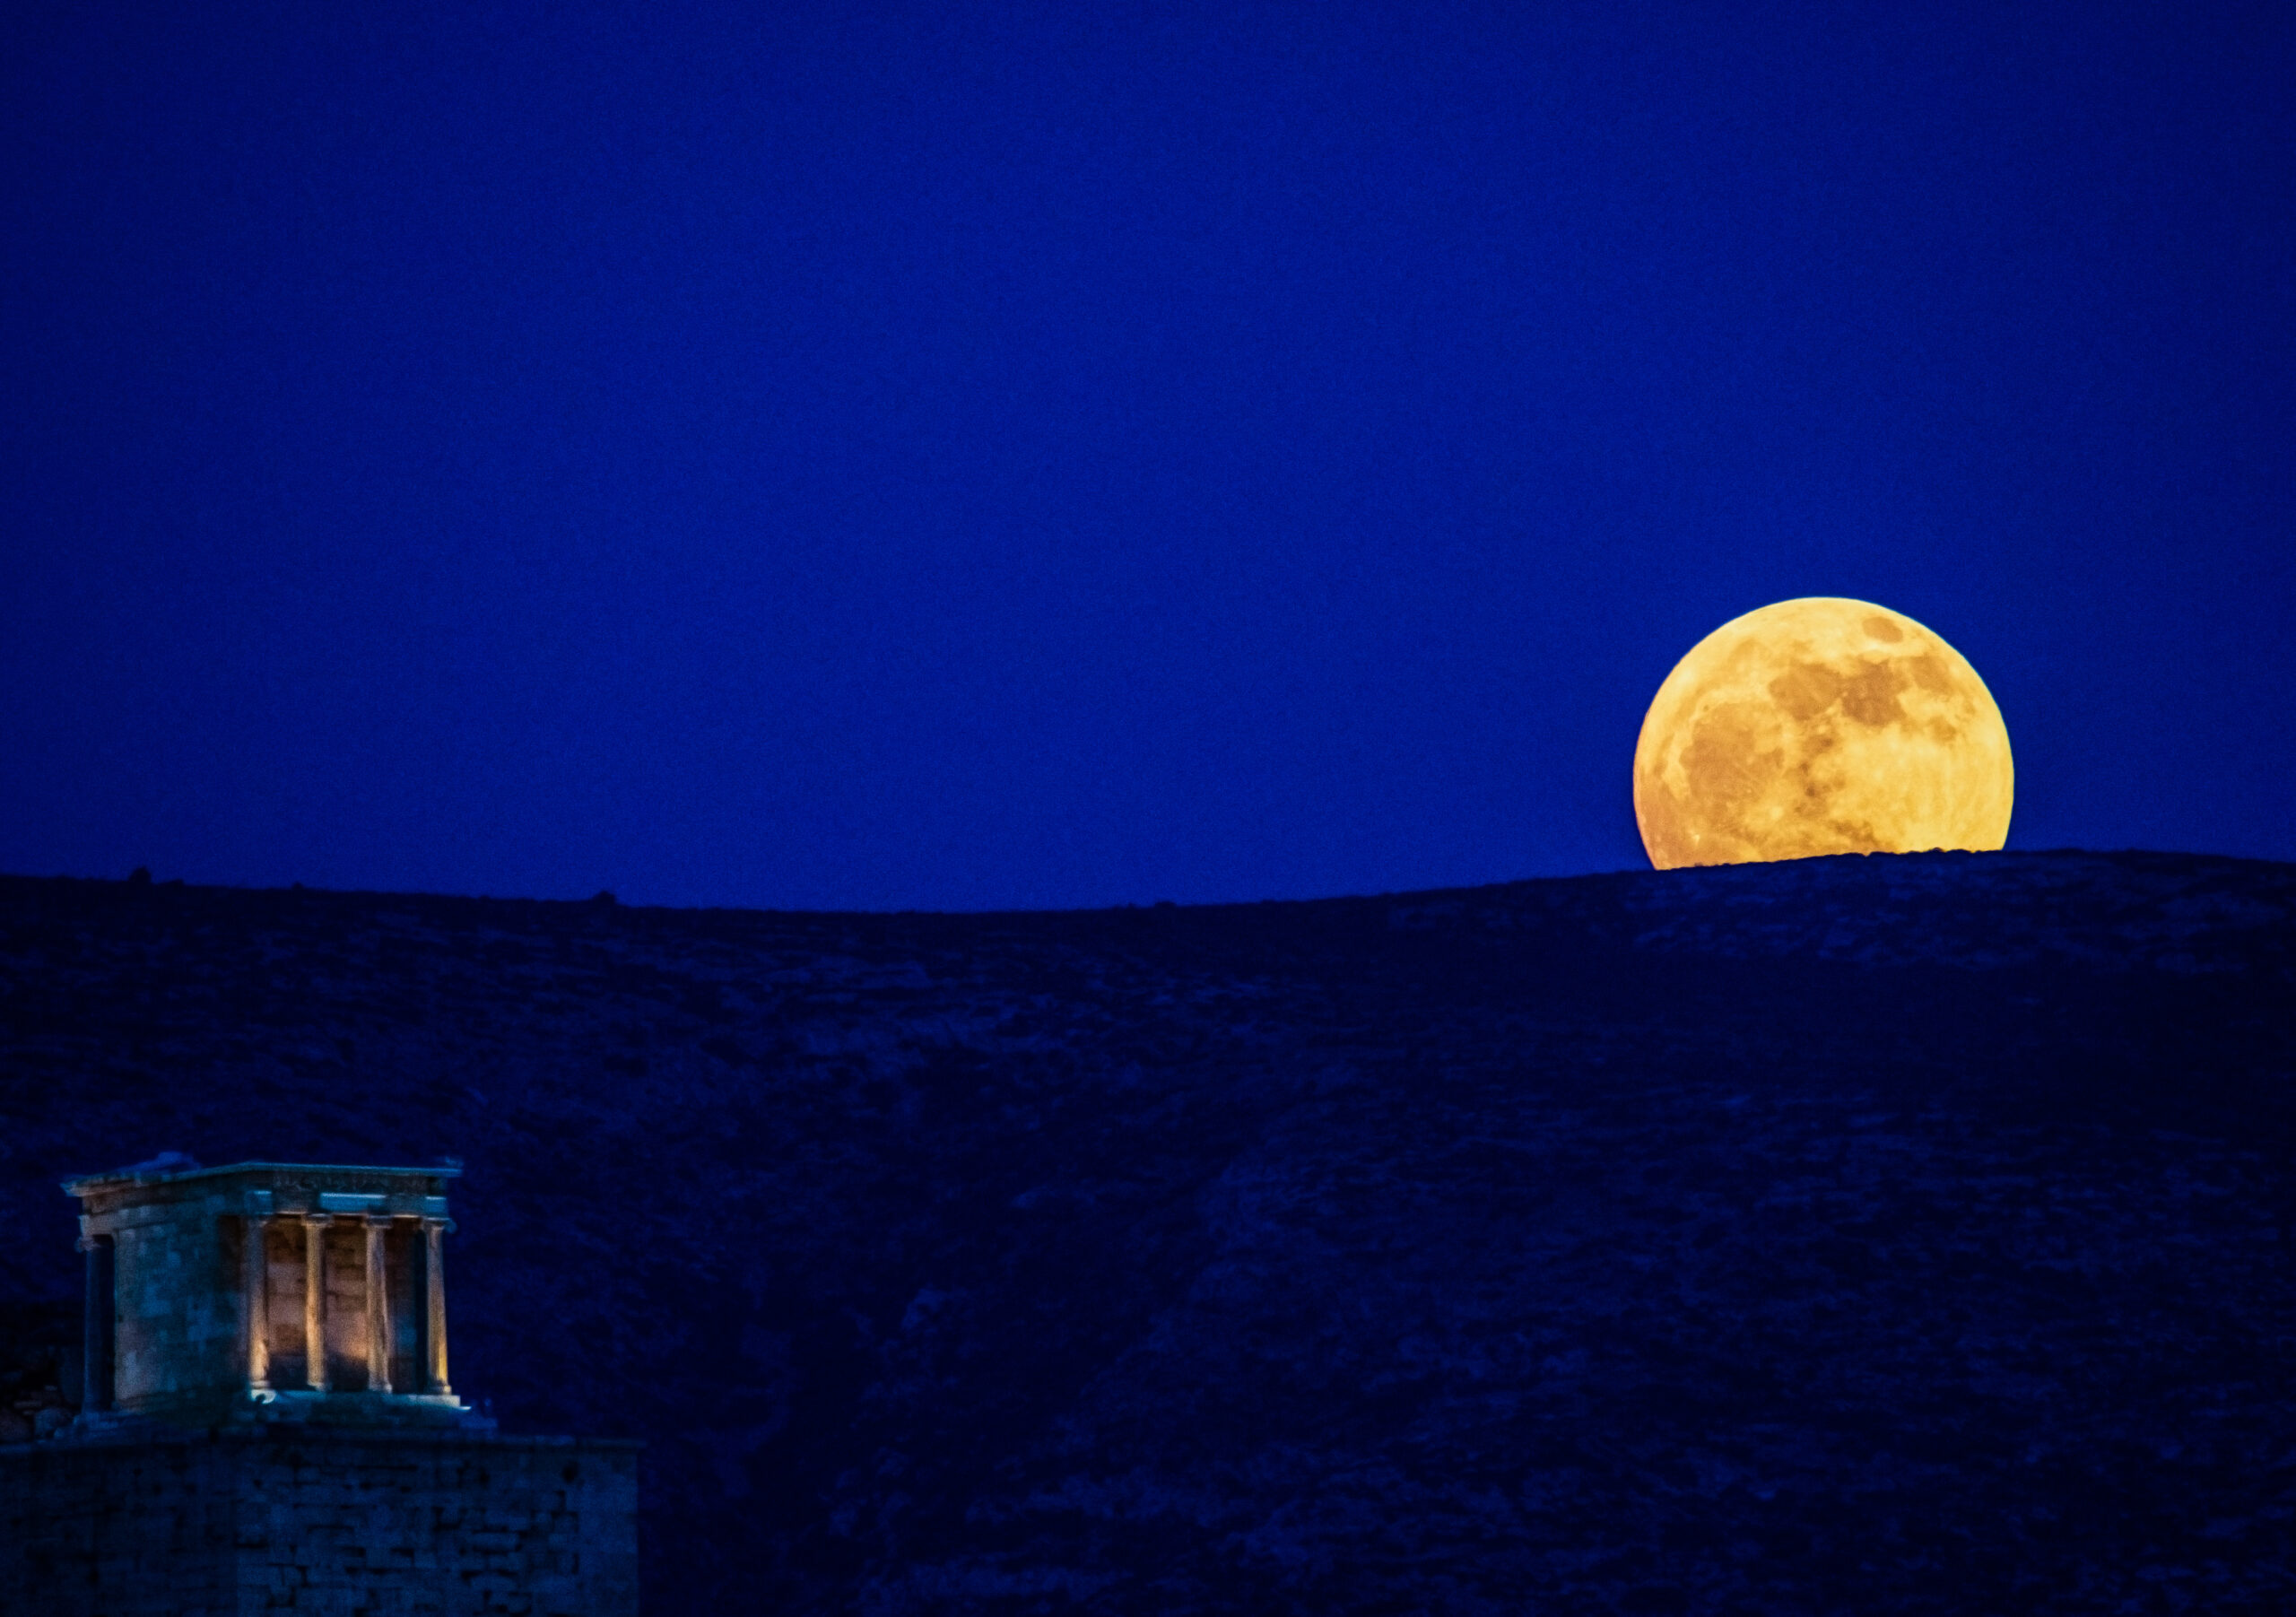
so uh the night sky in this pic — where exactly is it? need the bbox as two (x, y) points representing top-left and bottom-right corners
(4, 1), (2290, 911)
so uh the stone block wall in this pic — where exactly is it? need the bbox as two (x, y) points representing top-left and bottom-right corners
(109, 1189), (242, 1411)
(0, 1428), (639, 1615)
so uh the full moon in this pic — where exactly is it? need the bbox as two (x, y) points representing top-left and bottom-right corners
(1632, 597), (2013, 869)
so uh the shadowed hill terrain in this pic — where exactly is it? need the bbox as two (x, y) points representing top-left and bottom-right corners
(2, 851), (2292, 1613)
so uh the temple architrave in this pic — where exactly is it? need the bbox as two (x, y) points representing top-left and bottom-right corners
(0, 1158), (639, 1616)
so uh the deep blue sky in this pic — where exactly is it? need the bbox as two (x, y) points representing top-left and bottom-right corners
(4, 1), (2290, 909)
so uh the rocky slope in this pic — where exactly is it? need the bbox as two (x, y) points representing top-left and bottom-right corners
(1, 850), (2291, 1613)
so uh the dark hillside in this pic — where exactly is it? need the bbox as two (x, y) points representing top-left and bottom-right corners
(2, 850), (2292, 1613)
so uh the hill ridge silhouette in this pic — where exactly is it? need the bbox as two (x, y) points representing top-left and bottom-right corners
(3, 849), (2291, 1612)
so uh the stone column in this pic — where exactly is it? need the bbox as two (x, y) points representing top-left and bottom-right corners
(422, 1218), (452, 1395)
(302, 1213), (331, 1391)
(242, 1213), (272, 1394)
(78, 1234), (114, 1413)
(364, 1216), (393, 1394)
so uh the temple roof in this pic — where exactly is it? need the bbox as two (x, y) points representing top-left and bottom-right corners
(64, 1160), (460, 1195)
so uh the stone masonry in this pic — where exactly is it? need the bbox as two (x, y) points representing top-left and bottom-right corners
(0, 1159), (639, 1615)
(0, 1426), (638, 1616)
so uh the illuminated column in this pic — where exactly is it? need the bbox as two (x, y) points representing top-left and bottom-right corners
(364, 1216), (393, 1394)
(422, 1218), (452, 1395)
(242, 1213), (272, 1394)
(302, 1213), (331, 1391)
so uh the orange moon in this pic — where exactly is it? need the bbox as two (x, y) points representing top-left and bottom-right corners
(1632, 598), (2013, 870)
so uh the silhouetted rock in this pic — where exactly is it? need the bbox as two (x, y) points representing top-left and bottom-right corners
(0, 850), (2289, 1613)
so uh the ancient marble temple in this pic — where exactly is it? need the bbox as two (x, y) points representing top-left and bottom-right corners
(67, 1160), (468, 1428)
(1, 1158), (639, 1616)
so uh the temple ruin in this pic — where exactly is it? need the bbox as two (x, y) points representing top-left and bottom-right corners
(65, 1160), (468, 1429)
